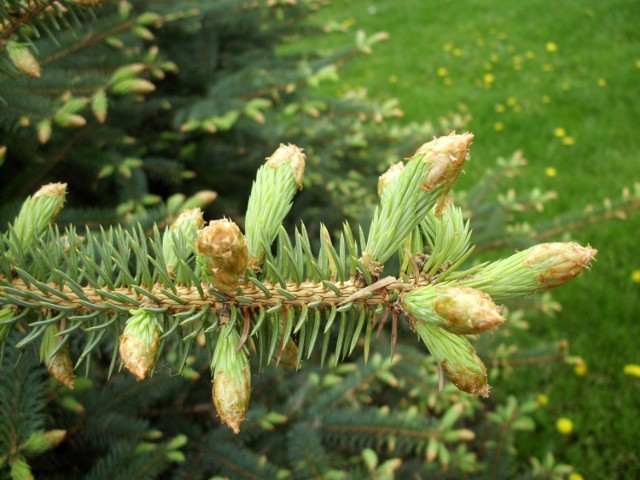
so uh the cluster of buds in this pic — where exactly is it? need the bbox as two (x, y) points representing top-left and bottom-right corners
(210, 324), (251, 433)
(402, 241), (596, 396)
(402, 286), (502, 397)
(0, 136), (598, 433)
(119, 309), (162, 381)
(363, 133), (473, 271)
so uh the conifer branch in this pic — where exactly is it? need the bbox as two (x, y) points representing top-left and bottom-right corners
(0, 134), (597, 433)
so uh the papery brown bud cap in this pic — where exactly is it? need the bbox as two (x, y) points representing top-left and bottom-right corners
(443, 352), (490, 398)
(212, 364), (251, 433)
(171, 208), (205, 229)
(47, 349), (75, 389)
(119, 332), (159, 381)
(377, 162), (405, 198)
(524, 242), (597, 291)
(267, 143), (306, 188)
(34, 182), (67, 200)
(196, 219), (249, 291)
(433, 286), (505, 334)
(415, 132), (473, 190)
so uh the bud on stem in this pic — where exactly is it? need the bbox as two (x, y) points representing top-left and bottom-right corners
(415, 321), (490, 397)
(458, 242), (597, 300)
(363, 133), (473, 272)
(163, 208), (205, 275)
(40, 324), (75, 389)
(11, 183), (67, 245)
(211, 323), (251, 433)
(245, 144), (305, 267)
(377, 162), (405, 205)
(196, 219), (249, 292)
(119, 309), (161, 380)
(414, 132), (473, 215)
(403, 285), (504, 335)
(7, 41), (41, 78)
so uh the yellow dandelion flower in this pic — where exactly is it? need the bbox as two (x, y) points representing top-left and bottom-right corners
(490, 53), (499, 62)
(494, 121), (505, 132)
(562, 136), (575, 146)
(624, 364), (640, 377)
(437, 67), (448, 77)
(545, 167), (557, 177)
(388, 75), (398, 84)
(543, 95), (551, 104)
(483, 73), (495, 84)
(597, 78), (607, 87)
(562, 82), (571, 91)
(495, 103), (506, 113)
(526, 50), (535, 59)
(545, 41), (558, 52)
(476, 37), (485, 47)
(554, 127), (566, 137)
(569, 474), (585, 480)
(453, 48), (462, 57)
(506, 96), (518, 106)
(443, 77), (453, 86)
(542, 63), (554, 72)
(636, 59), (640, 69)
(631, 270), (640, 283)
(574, 362), (587, 376)
(537, 394), (549, 406)
(443, 42), (454, 52)
(556, 417), (573, 435)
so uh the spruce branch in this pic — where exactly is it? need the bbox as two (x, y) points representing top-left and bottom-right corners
(0, 134), (597, 433)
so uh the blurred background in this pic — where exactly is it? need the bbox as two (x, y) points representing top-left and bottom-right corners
(0, 0), (638, 478)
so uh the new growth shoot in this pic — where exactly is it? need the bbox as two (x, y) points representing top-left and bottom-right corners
(0, 134), (596, 432)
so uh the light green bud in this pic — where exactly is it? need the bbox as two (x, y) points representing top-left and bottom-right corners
(119, 309), (161, 381)
(12, 183), (67, 244)
(415, 321), (490, 397)
(211, 324), (251, 433)
(163, 208), (204, 274)
(458, 242), (597, 300)
(403, 285), (504, 335)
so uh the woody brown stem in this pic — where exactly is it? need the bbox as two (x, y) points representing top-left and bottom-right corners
(0, 276), (418, 315)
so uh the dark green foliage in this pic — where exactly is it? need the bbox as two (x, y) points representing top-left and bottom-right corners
(0, 0), (461, 234)
(1, 328), (569, 478)
(0, 0), (633, 478)
(0, 336), (49, 467)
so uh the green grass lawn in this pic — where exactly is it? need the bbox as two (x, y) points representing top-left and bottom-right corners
(304, 0), (640, 476)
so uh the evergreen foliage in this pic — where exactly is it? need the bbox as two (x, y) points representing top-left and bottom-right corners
(0, 132), (596, 477)
(0, 0), (636, 478)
